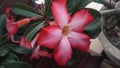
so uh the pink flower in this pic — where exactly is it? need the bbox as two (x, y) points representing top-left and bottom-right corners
(6, 8), (18, 36)
(5, 8), (36, 49)
(30, 46), (52, 60)
(30, 33), (52, 60)
(37, 0), (94, 66)
(5, 8), (37, 42)
(19, 36), (32, 49)
(5, 8), (52, 59)
(5, 8), (32, 35)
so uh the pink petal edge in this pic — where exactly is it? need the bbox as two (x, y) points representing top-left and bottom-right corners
(6, 8), (18, 35)
(19, 36), (32, 49)
(51, 1), (70, 28)
(53, 0), (66, 6)
(6, 22), (18, 35)
(37, 25), (62, 49)
(30, 46), (40, 60)
(54, 37), (72, 66)
(68, 31), (90, 52)
(69, 9), (94, 32)
(30, 46), (52, 60)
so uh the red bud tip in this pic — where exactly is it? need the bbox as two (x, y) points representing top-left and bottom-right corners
(15, 18), (31, 28)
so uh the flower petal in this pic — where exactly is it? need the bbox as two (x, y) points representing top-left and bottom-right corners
(68, 31), (90, 52)
(6, 21), (18, 35)
(6, 8), (18, 35)
(30, 46), (40, 60)
(69, 9), (94, 32)
(31, 33), (40, 48)
(54, 37), (72, 66)
(19, 36), (32, 49)
(6, 8), (11, 22)
(53, 0), (66, 6)
(30, 46), (52, 60)
(38, 50), (52, 58)
(15, 18), (30, 28)
(51, 0), (70, 28)
(37, 25), (62, 49)
(10, 35), (19, 43)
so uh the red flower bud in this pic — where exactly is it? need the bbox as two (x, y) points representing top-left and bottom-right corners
(15, 18), (31, 28)
(19, 36), (32, 49)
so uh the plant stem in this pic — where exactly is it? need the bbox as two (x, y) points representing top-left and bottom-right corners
(100, 0), (115, 8)
(100, 8), (120, 16)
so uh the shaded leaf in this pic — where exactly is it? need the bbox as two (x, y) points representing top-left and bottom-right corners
(0, 14), (5, 27)
(67, 0), (92, 13)
(2, 61), (32, 68)
(77, 0), (92, 8)
(45, 0), (52, 18)
(94, 0), (100, 2)
(24, 21), (45, 40)
(67, 50), (79, 66)
(0, 66), (4, 68)
(4, 53), (19, 61)
(0, 47), (9, 57)
(12, 3), (41, 17)
(0, 53), (19, 65)
(84, 8), (101, 39)
(4, 44), (31, 54)
(0, 14), (6, 35)
(67, 0), (80, 12)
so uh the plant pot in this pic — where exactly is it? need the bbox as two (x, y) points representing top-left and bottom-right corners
(99, 31), (120, 67)
(99, 16), (120, 67)
(99, 0), (120, 67)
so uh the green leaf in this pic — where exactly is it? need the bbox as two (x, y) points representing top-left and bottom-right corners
(67, 50), (79, 66)
(4, 53), (19, 61)
(45, 0), (52, 18)
(0, 66), (4, 68)
(0, 14), (6, 34)
(24, 21), (45, 40)
(67, 0), (92, 13)
(2, 61), (32, 68)
(77, 0), (92, 8)
(67, 0), (80, 12)
(12, 3), (41, 17)
(4, 44), (31, 54)
(0, 14), (5, 26)
(67, 55), (76, 66)
(0, 47), (9, 57)
(0, 53), (19, 65)
(84, 8), (101, 39)
(94, 0), (100, 2)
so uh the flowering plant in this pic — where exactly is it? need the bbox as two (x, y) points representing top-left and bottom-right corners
(0, 0), (101, 68)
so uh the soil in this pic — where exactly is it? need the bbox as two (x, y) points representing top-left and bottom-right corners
(103, 15), (120, 50)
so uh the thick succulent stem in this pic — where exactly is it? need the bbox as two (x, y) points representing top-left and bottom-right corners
(100, 0), (115, 8)
(100, 8), (120, 16)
